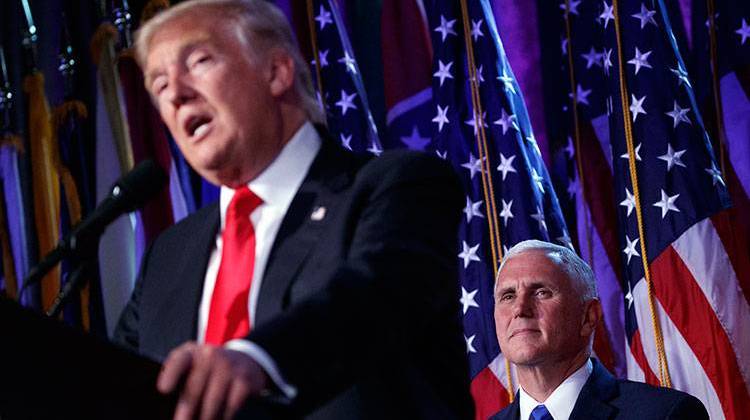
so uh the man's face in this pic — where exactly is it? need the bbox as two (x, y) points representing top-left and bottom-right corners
(144, 12), (284, 186)
(494, 250), (595, 367)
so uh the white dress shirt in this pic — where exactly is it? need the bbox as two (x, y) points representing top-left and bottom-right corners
(196, 121), (320, 399)
(518, 359), (593, 420)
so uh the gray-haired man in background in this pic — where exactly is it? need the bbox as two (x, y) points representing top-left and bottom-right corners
(491, 240), (707, 420)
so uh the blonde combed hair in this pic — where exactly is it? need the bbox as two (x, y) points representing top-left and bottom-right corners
(135, 0), (325, 124)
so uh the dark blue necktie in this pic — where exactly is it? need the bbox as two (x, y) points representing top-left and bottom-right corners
(530, 404), (554, 420)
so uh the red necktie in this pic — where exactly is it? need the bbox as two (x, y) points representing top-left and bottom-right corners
(205, 186), (262, 345)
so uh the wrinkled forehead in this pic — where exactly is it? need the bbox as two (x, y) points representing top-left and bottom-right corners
(496, 250), (570, 288)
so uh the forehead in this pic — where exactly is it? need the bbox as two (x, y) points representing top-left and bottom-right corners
(496, 250), (570, 288)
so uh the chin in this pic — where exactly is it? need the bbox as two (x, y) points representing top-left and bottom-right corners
(504, 347), (546, 366)
(510, 358), (547, 368)
(193, 154), (233, 179)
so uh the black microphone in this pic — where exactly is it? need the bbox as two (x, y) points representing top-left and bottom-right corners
(23, 159), (167, 291)
(67, 158), (167, 250)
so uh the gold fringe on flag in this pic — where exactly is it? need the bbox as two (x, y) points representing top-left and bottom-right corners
(23, 72), (61, 312)
(51, 100), (88, 128)
(90, 24), (119, 68)
(119, 48), (136, 61)
(140, 0), (171, 25)
(0, 134), (24, 152)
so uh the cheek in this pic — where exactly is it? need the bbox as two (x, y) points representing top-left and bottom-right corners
(494, 308), (511, 334)
(548, 309), (582, 339)
(157, 106), (176, 129)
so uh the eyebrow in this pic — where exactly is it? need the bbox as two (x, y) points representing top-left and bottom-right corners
(496, 285), (515, 296)
(497, 281), (554, 295)
(144, 38), (212, 88)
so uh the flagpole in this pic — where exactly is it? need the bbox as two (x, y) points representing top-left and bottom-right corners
(612, 0), (672, 388)
(458, 0), (514, 402)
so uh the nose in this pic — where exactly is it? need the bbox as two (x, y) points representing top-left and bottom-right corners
(511, 292), (533, 318)
(164, 69), (197, 107)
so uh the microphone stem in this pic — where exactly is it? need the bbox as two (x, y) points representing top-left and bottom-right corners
(46, 258), (95, 319)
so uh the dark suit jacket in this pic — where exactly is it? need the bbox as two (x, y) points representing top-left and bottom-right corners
(490, 359), (708, 420)
(113, 137), (474, 419)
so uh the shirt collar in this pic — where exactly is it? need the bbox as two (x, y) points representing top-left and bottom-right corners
(518, 359), (593, 420)
(219, 121), (321, 228)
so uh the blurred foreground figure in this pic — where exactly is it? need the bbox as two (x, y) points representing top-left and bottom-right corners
(113, 1), (473, 418)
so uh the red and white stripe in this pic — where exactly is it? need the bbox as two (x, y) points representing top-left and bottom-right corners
(471, 354), (514, 420)
(627, 216), (750, 419)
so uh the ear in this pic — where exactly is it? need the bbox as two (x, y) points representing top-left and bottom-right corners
(580, 299), (602, 338)
(266, 49), (295, 97)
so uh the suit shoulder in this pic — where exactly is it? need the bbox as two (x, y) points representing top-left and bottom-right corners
(490, 402), (518, 420)
(616, 378), (691, 399)
(368, 149), (452, 170)
(615, 379), (708, 418)
(150, 203), (218, 246)
(359, 149), (459, 186)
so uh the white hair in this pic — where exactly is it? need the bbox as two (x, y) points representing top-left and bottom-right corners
(495, 239), (598, 302)
(134, 0), (325, 124)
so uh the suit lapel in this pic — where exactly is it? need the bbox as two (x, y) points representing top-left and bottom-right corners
(491, 392), (520, 420)
(569, 359), (618, 420)
(153, 204), (219, 346)
(255, 137), (353, 325)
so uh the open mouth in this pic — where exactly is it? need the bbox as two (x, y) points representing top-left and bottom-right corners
(184, 114), (213, 139)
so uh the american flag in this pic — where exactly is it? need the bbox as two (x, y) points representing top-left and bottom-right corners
(307, 0), (382, 155)
(583, 0), (750, 418)
(688, 0), (750, 267)
(423, 0), (571, 417)
(544, 0), (632, 380)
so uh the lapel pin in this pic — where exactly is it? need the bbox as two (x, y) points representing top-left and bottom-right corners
(310, 206), (327, 221)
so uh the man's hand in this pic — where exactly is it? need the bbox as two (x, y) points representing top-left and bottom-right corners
(157, 342), (270, 420)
